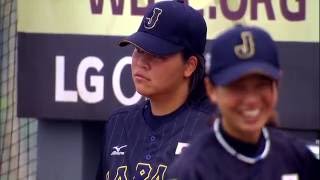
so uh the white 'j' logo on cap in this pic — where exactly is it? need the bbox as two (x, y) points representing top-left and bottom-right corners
(144, 8), (162, 29)
(234, 31), (255, 59)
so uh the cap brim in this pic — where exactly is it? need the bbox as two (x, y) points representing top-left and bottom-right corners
(212, 62), (281, 85)
(119, 31), (183, 56)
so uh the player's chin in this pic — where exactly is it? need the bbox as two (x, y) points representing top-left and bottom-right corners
(247, 122), (267, 134)
(135, 87), (152, 98)
(242, 123), (264, 133)
(241, 116), (266, 130)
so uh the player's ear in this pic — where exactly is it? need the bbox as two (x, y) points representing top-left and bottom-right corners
(204, 77), (217, 103)
(183, 55), (197, 78)
(271, 81), (279, 107)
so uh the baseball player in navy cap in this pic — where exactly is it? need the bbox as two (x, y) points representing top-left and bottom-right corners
(96, 1), (215, 179)
(168, 25), (319, 180)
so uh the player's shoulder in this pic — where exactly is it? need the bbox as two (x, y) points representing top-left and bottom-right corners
(269, 127), (305, 147)
(103, 101), (147, 134)
(106, 100), (146, 124)
(109, 100), (145, 116)
(191, 130), (216, 153)
(268, 127), (320, 179)
(268, 127), (317, 159)
(187, 97), (216, 115)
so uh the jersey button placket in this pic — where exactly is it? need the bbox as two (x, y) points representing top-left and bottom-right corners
(145, 154), (152, 160)
(150, 135), (156, 142)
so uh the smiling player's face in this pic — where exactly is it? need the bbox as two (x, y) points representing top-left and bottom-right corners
(206, 74), (278, 143)
(131, 48), (193, 100)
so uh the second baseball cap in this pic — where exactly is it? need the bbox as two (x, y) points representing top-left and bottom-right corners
(119, 0), (207, 56)
(206, 25), (282, 85)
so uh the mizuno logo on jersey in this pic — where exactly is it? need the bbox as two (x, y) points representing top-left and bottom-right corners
(111, 145), (127, 156)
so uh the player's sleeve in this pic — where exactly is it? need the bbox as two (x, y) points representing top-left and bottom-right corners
(286, 134), (320, 180)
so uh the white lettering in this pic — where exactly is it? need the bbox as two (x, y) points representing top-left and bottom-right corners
(55, 56), (104, 103)
(77, 56), (104, 103)
(55, 56), (78, 102)
(55, 55), (141, 105)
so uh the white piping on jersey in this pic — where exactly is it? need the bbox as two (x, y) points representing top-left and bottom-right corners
(213, 118), (270, 164)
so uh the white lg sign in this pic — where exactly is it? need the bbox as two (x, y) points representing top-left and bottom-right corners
(112, 56), (142, 105)
(54, 55), (142, 105)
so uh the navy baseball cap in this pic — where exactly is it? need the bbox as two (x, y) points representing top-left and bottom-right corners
(119, 0), (207, 56)
(206, 25), (282, 85)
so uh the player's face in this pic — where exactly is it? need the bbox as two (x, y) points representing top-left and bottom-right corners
(131, 48), (194, 99)
(206, 74), (278, 143)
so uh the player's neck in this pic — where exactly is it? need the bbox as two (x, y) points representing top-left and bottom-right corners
(149, 86), (189, 116)
(222, 121), (262, 144)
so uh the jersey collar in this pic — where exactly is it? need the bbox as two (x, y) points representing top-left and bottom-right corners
(213, 118), (271, 164)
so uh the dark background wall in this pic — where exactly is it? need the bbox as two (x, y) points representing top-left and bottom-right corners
(37, 120), (105, 180)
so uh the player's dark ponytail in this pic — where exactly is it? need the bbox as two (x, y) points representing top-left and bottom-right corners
(182, 49), (207, 105)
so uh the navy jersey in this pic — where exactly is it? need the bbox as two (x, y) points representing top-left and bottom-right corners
(168, 123), (319, 180)
(96, 99), (213, 180)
